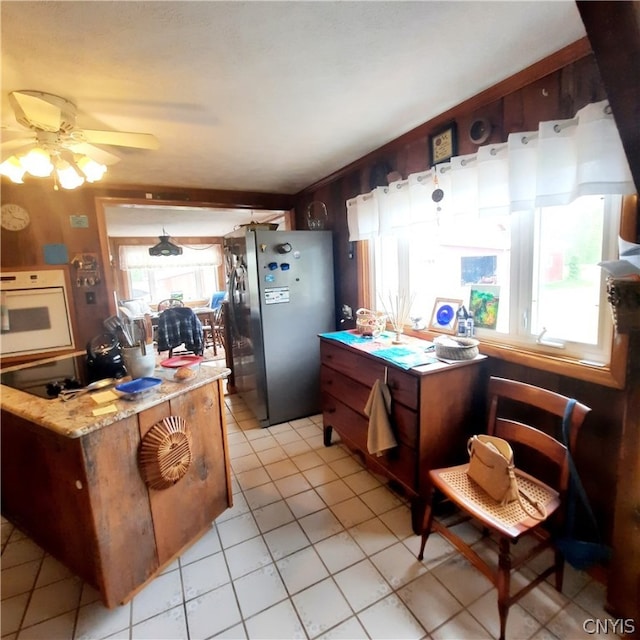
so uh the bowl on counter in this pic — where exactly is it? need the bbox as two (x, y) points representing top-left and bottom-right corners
(114, 377), (162, 400)
(158, 355), (203, 382)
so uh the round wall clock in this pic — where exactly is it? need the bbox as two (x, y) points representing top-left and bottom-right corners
(1, 203), (30, 231)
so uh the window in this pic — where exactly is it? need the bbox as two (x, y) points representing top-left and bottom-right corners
(117, 243), (223, 304)
(371, 194), (621, 365)
(350, 100), (635, 386)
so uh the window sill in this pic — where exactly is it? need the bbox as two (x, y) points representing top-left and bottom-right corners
(404, 328), (629, 389)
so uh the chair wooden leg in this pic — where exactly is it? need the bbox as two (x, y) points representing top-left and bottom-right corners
(417, 488), (436, 561)
(497, 537), (511, 640)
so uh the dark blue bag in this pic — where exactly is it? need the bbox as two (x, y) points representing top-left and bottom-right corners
(555, 399), (611, 570)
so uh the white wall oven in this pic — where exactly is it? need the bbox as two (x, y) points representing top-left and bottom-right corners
(1, 269), (75, 358)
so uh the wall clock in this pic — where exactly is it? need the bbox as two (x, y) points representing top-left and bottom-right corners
(429, 122), (457, 166)
(1, 204), (30, 231)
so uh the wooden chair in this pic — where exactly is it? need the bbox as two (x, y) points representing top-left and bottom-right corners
(156, 306), (204, 357)
(212, 304), (225, 354)
(417, 376), (591, 640)
(156, 298), (184, 312)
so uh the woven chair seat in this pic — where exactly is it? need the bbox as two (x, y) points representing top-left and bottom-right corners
(433, 464), (560, 538)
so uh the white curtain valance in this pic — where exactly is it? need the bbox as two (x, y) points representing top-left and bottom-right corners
(347, 100), (635, 239)
(119, 243), (222, 270)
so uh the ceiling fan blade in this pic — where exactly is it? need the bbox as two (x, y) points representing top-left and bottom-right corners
(1, 141), (33, 162)
(68, 142), (121, 165)
(1, 130), (34, 147)
(9, 91), (64, 132)
(81, 129), (159, 150)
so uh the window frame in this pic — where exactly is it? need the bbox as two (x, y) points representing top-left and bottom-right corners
(357, 195), (636, 389)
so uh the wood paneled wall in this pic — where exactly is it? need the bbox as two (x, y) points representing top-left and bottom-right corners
(0, 183), (294, 351)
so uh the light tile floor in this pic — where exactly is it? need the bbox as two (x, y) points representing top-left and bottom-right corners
(1, 390), (619, 640)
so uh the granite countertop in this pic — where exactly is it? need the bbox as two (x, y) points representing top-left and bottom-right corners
(0, 359), (230, 439)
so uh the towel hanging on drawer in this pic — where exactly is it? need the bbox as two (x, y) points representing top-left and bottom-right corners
(364, 378), (397, 457)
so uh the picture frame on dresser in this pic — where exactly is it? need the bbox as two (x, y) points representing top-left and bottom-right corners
(429, 297), (462, 334)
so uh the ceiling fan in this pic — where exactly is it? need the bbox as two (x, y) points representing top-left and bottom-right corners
(1, 90), (159, 187)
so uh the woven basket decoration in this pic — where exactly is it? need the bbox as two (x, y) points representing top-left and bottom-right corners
(435, 337), (479, 360)
(139, 416), (192, 490)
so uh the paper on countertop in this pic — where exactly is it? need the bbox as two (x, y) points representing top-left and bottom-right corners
(92, 404), (117, 416)
(599, 237), (640, 277)
(91, 390), (119, 404)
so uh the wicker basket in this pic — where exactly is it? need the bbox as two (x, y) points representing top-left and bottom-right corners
(435, 337), (479, 360)
(355, 308), (386, 337)
(606, 277), (640, 333)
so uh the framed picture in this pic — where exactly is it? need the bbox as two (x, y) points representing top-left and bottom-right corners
(469, 285), (500, 329)
(429, 122), (457, 166)
(429, 297), (462, 334)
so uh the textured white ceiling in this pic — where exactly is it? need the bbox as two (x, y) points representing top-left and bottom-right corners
(104, 203), (287, 238)
(1, 1), (587, 197)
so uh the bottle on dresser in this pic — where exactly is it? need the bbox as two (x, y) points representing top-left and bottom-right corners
(457, 305), (468, 337)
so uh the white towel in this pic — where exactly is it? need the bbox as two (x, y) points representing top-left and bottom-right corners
(364, 379), (397, 457)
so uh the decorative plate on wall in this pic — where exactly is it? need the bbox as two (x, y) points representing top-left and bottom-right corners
(468, 117), (492, 145)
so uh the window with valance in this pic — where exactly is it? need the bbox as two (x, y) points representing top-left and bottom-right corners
(346, 100), (636, 373)
(117, 243), (223, 303)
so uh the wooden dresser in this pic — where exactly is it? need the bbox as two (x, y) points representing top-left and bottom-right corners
(320, 332), (486, 533)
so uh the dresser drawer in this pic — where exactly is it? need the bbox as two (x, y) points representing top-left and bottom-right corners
(322, 395), (417, 491)
(320, 341), (419, 410)
(321, 366), (418, 449)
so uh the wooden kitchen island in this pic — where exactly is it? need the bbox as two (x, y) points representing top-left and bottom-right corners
(1, 358), (232, 608)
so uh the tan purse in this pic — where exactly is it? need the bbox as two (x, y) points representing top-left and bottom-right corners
(467, 435), (546, 520)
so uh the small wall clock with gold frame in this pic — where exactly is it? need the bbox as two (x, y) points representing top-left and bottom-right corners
(429, 122), (457, 166)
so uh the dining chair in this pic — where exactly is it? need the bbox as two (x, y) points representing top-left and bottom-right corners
(212, 305), (225, 354)
(156, 298), (185, 312)
(156, 306), (204, 357)
(417, 376), (591, 640)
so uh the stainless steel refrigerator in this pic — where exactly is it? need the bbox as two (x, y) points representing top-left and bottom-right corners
(224, 228), (335, 427)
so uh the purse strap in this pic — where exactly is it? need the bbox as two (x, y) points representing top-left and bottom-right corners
(508, 467), (547, 520)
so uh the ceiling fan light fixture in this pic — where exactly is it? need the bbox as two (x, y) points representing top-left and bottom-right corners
(149, 231), (183, 257)
(4, 90), (159, 190)
(19, 147), (53, 177)
(76, 155), (107, 182)
(0, 156), (26, 183)
(56, 160), (85, 190)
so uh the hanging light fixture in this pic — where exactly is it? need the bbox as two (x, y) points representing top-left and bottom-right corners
(19, 147), (54, 177)
(55, 159), (85, 190)
(75, 155), (107, 182)
(0, 156), (26, 183)
(149, 229), (183, 257)
(0, 143), (107, 190)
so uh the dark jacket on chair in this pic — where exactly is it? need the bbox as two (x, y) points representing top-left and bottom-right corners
(157, 307), (204, 355)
